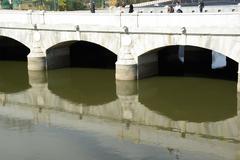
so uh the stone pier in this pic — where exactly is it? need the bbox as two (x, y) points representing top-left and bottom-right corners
(115, 34), (137, 80)
(27, 31), (46, 71)
(238, 65), (240, 93)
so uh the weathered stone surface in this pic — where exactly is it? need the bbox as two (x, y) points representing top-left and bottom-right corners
(0, 11), (240, 89)
(115, 63), (137, 80)
(27, 56), (46, 71)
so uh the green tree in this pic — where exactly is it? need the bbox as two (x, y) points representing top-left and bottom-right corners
(1, 0), (11, 9)
(58, 0), (66, 10)
(66, 0), (86, 10)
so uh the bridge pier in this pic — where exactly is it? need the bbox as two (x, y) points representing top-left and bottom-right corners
(115, 35), (137, 80)
(238, 66), (240, 93)
(115, 55), (137, 80)
(116, 80), (138, 129)
(27, 33), (46, 71)
(237, 93), (240, 115)
(28, 70), (47, 87)
(28, 55), (46, 71)
(116, 80), (138, 96)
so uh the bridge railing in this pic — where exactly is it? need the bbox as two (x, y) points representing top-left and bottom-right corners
(133, 12), (240, 28)
(131, 4), (240, 13)
(0, 10), (31, 24)
(43, 12), (122, 26)
(0, 10), (239, 32)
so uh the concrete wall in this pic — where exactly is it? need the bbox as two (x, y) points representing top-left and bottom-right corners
(47, 47), (70, 69)
(138, 52), (159, 79)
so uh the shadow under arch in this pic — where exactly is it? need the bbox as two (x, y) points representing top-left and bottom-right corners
(47, 68), (117, 106)
(0, 36), (30, 93)
(138, 76), (237, 122)
(138, 45), (238, 81)
(46, 40), (117, 70)
(46, 40), (117, 105)
(70, 41), (117, 68)
(0, 36), (30, 61)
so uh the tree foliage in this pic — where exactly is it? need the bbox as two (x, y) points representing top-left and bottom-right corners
(66, 0), (87, 10)
(58, 0), (66, 10)
(1, 0), (11, 9)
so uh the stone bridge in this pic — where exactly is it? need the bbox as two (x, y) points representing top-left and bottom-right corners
(0, 10), (240, 89)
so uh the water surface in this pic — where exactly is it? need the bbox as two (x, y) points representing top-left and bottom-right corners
(0, 61), (239, 160)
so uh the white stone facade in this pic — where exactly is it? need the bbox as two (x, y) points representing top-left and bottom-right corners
(0, 10), (240, 87)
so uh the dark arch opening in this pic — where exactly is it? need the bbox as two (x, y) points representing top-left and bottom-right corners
(70, 41), (117, 68)
(46, 41), (117, 105)
(0, 36), (30, 61)
(139, 45), (238, 81)
(0, 36), (30, 93)
(138, 45), (238, 122)
(46, 41), (117, 70)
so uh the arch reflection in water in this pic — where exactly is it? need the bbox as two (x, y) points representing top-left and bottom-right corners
(0, 68), (239, 160)
(0, 61), (30, 93)
(47, 68), (117, 105)
(139, 77), (237, 122)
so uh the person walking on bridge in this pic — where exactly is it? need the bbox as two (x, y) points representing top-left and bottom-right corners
(90, 1), (95, 13)
(174, 1), (182, 13)
(167, 5), (174, 13)
(129, 3), (134, 13)
(198, 0), (204, 13)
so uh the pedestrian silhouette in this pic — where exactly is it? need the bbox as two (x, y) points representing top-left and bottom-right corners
(168, 5), (174, 13)
(198, 0), (204, 13)
(90, 1), (95, 13)
(129, 4), (134, 13)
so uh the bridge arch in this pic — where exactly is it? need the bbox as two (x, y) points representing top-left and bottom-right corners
(43, 33), (120, 56)
(136, 34), (240, 63)
(0, 35), (30, 60)
(46, 40), (117, 70)
(138, 43), (238, 80)
(0, 32), (31, 51)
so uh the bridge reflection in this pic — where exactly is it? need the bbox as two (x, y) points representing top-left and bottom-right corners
(0, 70), (239, 159)
(139, 77), (237, 122)
(0, 61), (30, 93)
(47, 68), (117, 105)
